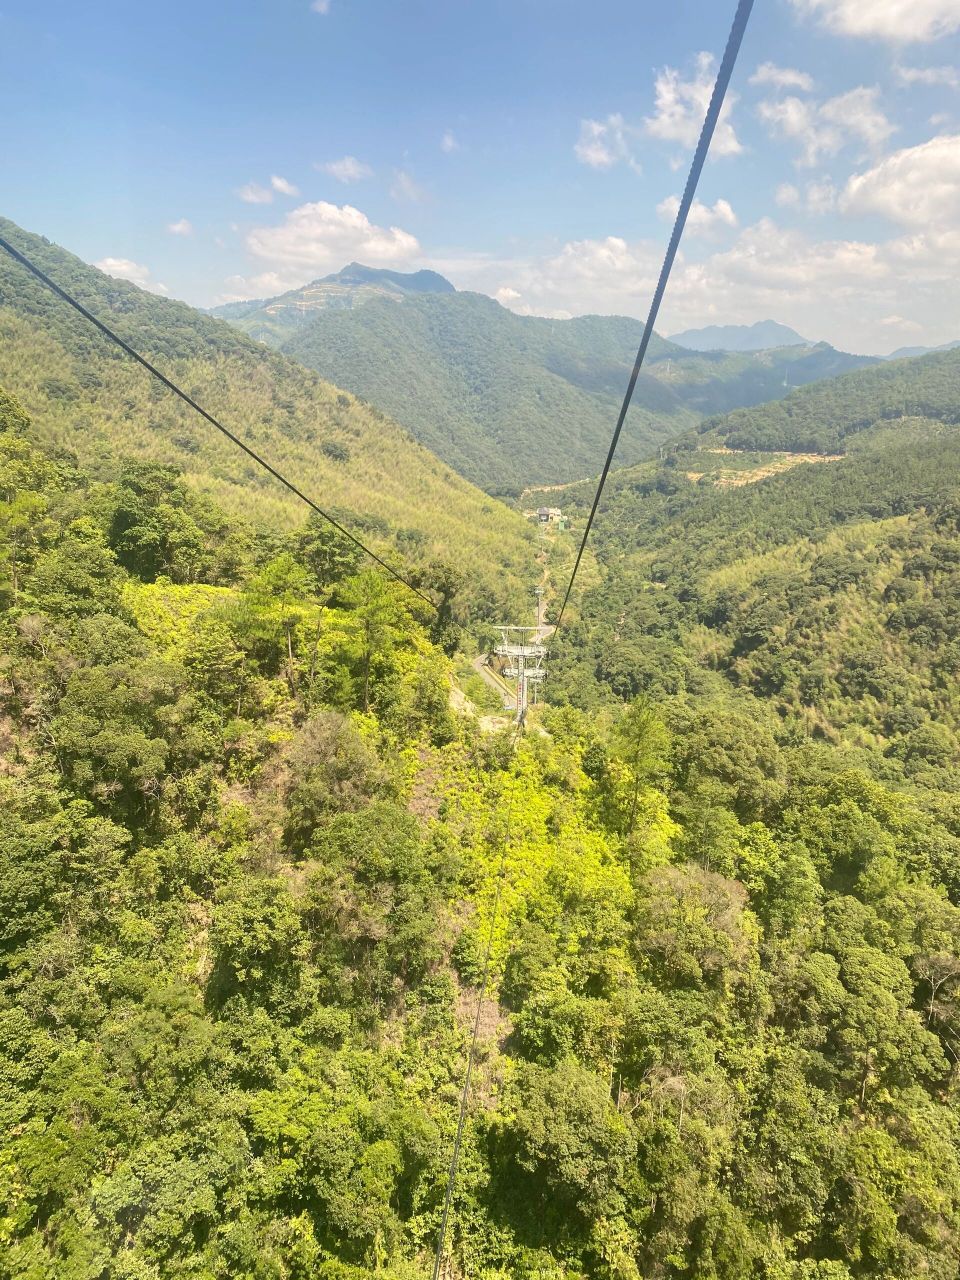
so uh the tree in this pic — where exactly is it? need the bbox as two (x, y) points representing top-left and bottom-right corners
(339, 570), (405, 713)
(294, 515), (364, 589)
(27, 518), (125, 619)
(0, 385), (31, 435)
(235, 552), (315, 694)
(106, 462), (247, 584)
(495, 1059), (638, 1235)
(283, 711), (390, 848)
(610, 697), (669, 835)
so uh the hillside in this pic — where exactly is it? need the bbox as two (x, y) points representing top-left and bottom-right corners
(234, 284), (875, 494)
(549, 353), (960, 790)
(283, 293), (696, 494)
(689, 345), (960, 453)
(5, 399), (960, 1279)
(668, 318), (809, 351)
(0, 219), (534, 617)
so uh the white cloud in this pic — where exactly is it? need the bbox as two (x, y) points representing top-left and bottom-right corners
(220, 270), (305, 301)
(239, 176), (300, 204)
(574, 114), (641, 171)
(750, 62), (815, 91)
(758, 86), (894, 166)
(895, 64), (960, 89)
(820, 88), (896, 148)
(167, 218), (193, 236)
(656, 194), (738, 233)
(698, 219), (887, 298)
(790, 0), (960, 42)
(246, 200), (420, 273)
(807, 179), (837, 214)
(95, 257), (169, 295)
(511, 303), (575, 320)
(757, 96), (823, 163)
(578, 55), (742, 175)
(842, 133), (960, 227)
(645, 52), (743, 157)
(389, 169), (426, 202)
(775, 180), (836, 214)
(708, 221), (960, 350)
(880, 314), (923, 331)
(441, 130), (459, 154)
(449, 208), (960, 353)
(237, 182), (274, 205)
(481, 236), (662, 321)
(319, 155), (373, 184)
(311, 0), (330, 13)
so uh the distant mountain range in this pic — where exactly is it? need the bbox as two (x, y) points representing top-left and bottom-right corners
(884, 339), (960, 361)
(216, 268), (877, 495)
(668, 320), (810, 352)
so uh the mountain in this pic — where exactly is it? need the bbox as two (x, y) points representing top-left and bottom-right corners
(668, 319), (810, 351)
(283, 293), (697, 494)
(685, 344), (960, 453)
(550, 345), (960, 780)
(324, 262), (456, 295)
(885, 338), (960, 360)
(219, 276), (875, 494)
(0, 219), (534, 616)
(209, 262), (455, 341)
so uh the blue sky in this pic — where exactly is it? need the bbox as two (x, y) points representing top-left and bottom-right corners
(2, 0), (959, 353)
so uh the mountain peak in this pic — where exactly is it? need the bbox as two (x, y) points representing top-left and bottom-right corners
(668, 319), (811, 352)
(320, 262), (456, 294)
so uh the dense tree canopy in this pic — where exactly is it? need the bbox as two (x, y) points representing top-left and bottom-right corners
(4, 376), (960, 1279)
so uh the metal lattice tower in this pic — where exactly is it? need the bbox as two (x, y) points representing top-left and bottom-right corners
(494, 623), (547, 725)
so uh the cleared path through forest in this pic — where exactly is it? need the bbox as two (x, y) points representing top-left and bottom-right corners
(472, 655), (515, 709)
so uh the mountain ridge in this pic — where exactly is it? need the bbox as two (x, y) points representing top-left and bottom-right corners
(209, 261), (455, 328)
(885, 338), (960, 360)
(668, 318), (810, 351)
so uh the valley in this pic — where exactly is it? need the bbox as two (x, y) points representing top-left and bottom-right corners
(215, 264), (876, 494)
(9, 0), (960, 1275)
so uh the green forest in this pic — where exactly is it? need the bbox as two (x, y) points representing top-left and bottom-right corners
(4, 215), (960, 1280)
(7, 378), (960, 1280)
(551, 407), (960, 774)
(687, 347), (960, 454)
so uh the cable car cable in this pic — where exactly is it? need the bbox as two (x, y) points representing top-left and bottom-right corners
(432, 740), (521, 1280)
(553, 0), (755, 632)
